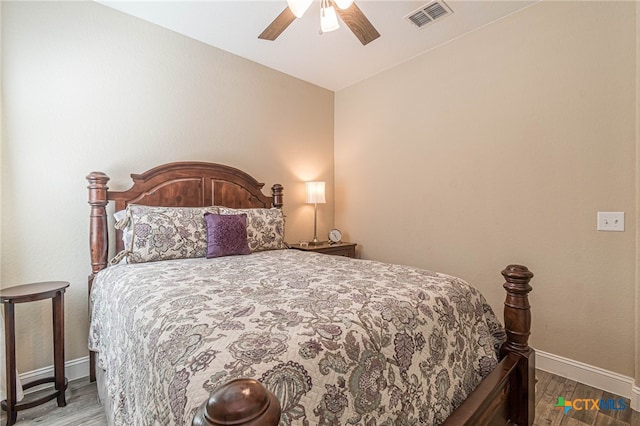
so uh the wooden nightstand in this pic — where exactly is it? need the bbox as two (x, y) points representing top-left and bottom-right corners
(289, 242), (357, 258)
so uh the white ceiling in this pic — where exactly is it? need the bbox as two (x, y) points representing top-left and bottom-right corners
(98, 1), (537, 91)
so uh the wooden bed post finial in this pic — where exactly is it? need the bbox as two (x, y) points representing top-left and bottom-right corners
(501, 264), (533, 356)
(87, 172), (110, 276)
(192, 378), (281, 426)
(271, 184), (284, 208)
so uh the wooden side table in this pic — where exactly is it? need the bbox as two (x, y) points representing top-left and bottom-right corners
(289, 241), (357, 258)
(0, 281), (69, 426)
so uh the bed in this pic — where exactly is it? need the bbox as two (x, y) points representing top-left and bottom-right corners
(86, 161), (534, 426)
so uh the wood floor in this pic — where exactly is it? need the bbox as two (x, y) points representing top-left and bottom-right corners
(534, 370), (640, 426)
(0, 379), (106, 426)
(1, 370), (639, 425)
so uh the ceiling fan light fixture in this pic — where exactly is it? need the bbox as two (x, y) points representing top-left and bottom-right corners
(333, 0), (354, 10)
(320, 0), (340, 33)
(287, 0), (313, 18)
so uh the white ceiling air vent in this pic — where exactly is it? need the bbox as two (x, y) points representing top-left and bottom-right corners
(405, 1), (453, 29)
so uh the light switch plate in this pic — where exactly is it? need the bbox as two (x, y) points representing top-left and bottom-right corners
(597, 212), (624, 232)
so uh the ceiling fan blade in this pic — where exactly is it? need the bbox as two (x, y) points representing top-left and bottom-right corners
(333, 1), (380, 45)
(259, 7), (296, 41)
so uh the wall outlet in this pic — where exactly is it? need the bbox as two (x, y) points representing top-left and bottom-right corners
(597, 212), (624, 232)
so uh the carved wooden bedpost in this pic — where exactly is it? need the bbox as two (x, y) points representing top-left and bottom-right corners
(500, 264), (534, 426)
(192, 378), (281, 426)
(87, 171), (110, 383)
(87, 172), (110, 277)
(272, 184), (284, 208)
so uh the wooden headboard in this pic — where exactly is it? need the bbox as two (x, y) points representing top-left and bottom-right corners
(87, 161), (284, 276)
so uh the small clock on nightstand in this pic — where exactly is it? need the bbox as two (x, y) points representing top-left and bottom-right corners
(328, 228), (342, 244)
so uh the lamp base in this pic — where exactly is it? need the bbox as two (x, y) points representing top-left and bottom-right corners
(310, 239), (325, 246)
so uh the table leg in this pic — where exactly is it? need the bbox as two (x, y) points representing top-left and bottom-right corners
(52, 292), (66, 407)
(89, 351), (96, 383)
(4, 303), (17, 426)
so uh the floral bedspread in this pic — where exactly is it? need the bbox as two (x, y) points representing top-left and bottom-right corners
(89, 249), (506, 426)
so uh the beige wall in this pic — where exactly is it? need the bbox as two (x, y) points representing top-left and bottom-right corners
(1, 1), (334, 372)
(336, 0), (637, 378)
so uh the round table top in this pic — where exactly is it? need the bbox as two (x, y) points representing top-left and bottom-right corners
(0, 281), (70, 304)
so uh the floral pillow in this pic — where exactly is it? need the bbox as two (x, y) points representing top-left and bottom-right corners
(204, 213), (251, 258)
(113, 205), (219, 264)
(217, 207), (286, 252)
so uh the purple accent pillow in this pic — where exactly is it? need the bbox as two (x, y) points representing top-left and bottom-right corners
(204, 213), (251, 258)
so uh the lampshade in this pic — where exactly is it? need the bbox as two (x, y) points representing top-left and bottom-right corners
(334, 0), (354, 9)
(287, 0), (313, 18)
(320, 2), (340, 33)
(305, 181), (326, 204)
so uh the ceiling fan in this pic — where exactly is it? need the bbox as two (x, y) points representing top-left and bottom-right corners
(259, 0), (380, 46)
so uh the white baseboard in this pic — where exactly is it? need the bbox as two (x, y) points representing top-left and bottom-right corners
(632, 384), (640, 412)
(19, 356), (90, 394)
(536, 350), (640, 411)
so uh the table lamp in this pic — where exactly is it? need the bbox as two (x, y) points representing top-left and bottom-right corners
(305, 181), (326, 245)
